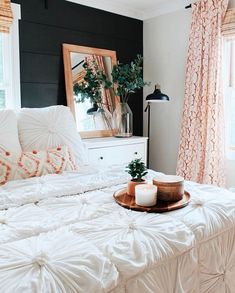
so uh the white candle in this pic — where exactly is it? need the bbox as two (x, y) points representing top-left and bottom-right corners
(135, 184), (158, 207)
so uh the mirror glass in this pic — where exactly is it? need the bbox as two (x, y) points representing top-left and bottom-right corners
(63, 44), (119, 138)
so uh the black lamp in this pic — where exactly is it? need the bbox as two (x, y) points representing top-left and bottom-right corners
(145, 84), (170, 168)
(86, 102), (105, 115)
(87, 102), (99, 115)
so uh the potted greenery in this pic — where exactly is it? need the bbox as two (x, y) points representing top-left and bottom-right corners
(112, 55), (148, 137)
(74, 55), (148, 137)
(126, 158), (148, 196)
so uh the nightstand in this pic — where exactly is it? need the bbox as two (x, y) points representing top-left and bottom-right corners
(83, 136), (148, 166)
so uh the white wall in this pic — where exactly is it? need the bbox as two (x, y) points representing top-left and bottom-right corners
(143, 6), (235, 187)
(229, 0), (235, 8)
(227, 161), (235, 187)
(143, 9), (191, 174)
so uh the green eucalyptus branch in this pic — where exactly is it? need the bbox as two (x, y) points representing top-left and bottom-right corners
(111, 55), (149, 103)
(73, 55), (149, 106)
(73, 60), (112, 105)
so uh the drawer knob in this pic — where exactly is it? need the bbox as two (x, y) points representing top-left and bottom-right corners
(100, 156), (104, 160)
(134, 152), (138, 155)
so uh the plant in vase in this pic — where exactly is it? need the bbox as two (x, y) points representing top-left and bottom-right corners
(112, 55), (149, 137)
(74, 55), (149, 136)
(126, 158), (148, 196)
(73, 60), (113, 130)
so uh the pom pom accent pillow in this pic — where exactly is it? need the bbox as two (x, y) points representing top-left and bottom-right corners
(0, 146), (77, 185)
(17, 106), (88, 166)
(0, 110), (22, 155)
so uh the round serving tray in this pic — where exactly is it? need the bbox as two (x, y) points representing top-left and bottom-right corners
(113, 188), (190, 213)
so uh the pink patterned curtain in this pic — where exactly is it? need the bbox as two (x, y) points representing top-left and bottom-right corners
(176, 0), (228, 187)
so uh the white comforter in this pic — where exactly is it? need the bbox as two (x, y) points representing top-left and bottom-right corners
(0, 166), (235, 293)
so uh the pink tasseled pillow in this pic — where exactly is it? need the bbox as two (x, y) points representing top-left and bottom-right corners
(0, 146), (78, 185)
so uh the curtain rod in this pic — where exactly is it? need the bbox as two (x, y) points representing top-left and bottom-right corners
(72, 60), (84, 71)
(185, 4), (192, 9)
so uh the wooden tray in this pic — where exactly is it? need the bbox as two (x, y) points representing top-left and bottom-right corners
(113, 188), (190, 213)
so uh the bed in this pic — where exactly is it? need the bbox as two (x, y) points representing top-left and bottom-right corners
(0, 106), (235, 293)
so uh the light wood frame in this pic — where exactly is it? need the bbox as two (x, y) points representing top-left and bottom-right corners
(63, 43), (119, 138)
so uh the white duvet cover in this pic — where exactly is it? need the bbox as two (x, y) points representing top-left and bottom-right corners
(0, 166), (235, 293)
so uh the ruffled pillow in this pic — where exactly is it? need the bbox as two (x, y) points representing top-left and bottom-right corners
(0, 146), (77, 185)
(17, 106), (88, 166)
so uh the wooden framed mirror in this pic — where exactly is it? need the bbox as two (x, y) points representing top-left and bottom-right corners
(63, 44), (119, 138)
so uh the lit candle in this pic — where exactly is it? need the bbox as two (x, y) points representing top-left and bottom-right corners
(135, 184), (158, 207)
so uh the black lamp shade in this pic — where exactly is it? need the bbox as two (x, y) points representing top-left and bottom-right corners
(86, 102), (105, 115)
(146, 86), (170, 102)
(87, 102), (98, 115)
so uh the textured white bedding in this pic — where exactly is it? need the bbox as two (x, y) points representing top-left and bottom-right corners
(0, 166), (235, 293)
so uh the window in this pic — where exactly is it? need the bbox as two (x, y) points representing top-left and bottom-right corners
(223, 39), (235, 159)
(0, 3), (21, 110)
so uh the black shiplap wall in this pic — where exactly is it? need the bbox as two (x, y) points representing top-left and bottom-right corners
(12, 0), (143, 135)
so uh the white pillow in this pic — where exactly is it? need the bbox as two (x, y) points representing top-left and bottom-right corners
(0, 109), (22, 155)
(17, 106), (88, 165)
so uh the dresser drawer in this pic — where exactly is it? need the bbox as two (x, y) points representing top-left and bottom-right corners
(88, 143), (146, 166)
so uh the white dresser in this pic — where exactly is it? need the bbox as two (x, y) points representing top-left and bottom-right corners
(83, 136), (148, 166)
